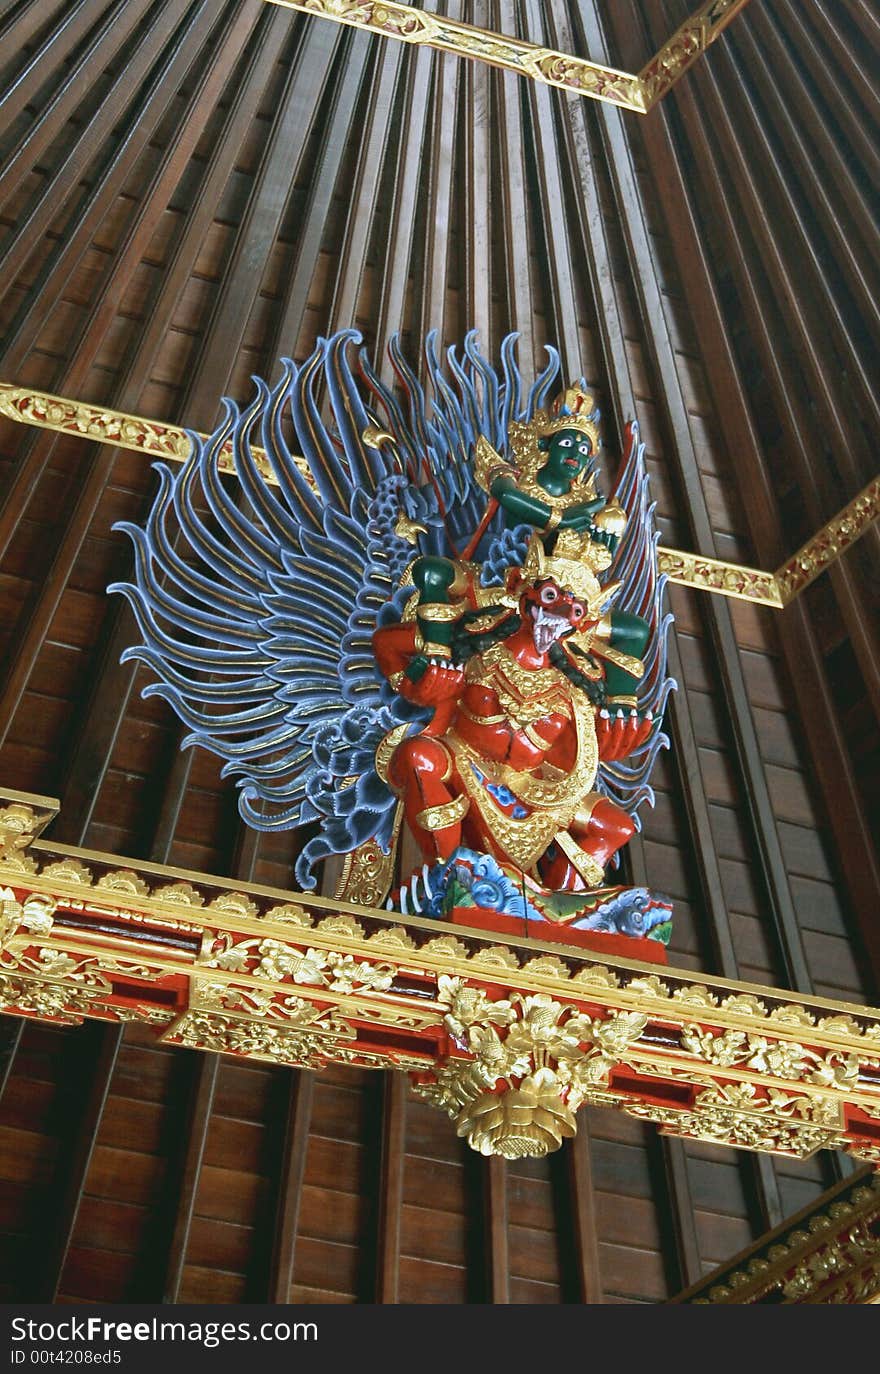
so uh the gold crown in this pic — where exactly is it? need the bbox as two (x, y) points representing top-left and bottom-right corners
(517, 532), (617, 614)
(536, 385), (600, 452)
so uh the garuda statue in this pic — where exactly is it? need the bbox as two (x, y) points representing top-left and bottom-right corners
(112, 332), (674, 945)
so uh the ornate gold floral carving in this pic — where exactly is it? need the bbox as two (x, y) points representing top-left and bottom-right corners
(151, 882), (206, 906)
(679, 1025), (862, 1090)
(0, 799), (57, 862)
(261, 902), (312, 927)
(334, 830), (400, 908)
(0, 889), (55, 948)
(198, 932), (396, 995)
(96, 869), (151, 896)
(414, 977), (648, 1158)
(0, 973), (102, 1024)
(776, 476), (880, 602)
(40, 858), (93, 885)
(627, 1082), (844, 1159)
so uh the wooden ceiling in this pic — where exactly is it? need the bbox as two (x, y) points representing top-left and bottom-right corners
(0, 0), (877, 1304)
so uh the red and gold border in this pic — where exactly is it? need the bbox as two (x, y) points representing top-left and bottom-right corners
(2, 790), (880, 1164)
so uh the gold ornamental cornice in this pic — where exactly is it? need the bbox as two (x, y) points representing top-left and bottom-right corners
(2, 788), (880, 1166)
(263, 0), (756, 114)
(672, 1167), (880, 1304)
(2, 382), (877, 608)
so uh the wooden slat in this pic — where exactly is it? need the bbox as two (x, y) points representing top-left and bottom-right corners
(0, 0), (268, 745)
(328, 39), (404, 334)
(267, 1070), (314, 1303)
(565, 1123), (603, 1303)
(0, 0), (156, 216)
(36, 1021), (123, 1300)
(375, 1072), (406, 1303)
(484, 1155), (509, 1304)
(415, 0), (461, 347)
(632, 0), (880, 980)
(161, 1053), (219, 1303)
(462, 0), (493, 343)
(0, 0), (107, 140)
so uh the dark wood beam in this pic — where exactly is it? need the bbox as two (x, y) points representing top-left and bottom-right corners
(374, 1072), (406, 1303)
(267, 1070), (314, 1304)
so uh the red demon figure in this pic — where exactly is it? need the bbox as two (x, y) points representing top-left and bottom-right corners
(373, 531), (654, 892)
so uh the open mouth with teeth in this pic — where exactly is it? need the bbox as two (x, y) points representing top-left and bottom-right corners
(529, 604), (571, 654)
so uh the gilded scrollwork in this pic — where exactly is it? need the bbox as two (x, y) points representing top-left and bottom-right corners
(679, 1025), (862, 1089)
(198, 932), (396, 994)
(0, 972), (102, 1024)
(627, 1082), (843, 1159)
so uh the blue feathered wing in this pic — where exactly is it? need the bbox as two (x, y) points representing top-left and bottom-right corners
(110, 330), (565, 886)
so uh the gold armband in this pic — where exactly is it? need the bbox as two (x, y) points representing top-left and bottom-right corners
(542, 508), (562, 534)
(523, 721), (553, 749)
(417, 602), (465, 623)
(416, 795), (470, 831)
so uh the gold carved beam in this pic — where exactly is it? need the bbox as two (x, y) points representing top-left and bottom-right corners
(672, 1166), (880, 1304)
(2, 788), (880, 1166)
(264, 0), (755, 113)
(2, 382), (877, 608)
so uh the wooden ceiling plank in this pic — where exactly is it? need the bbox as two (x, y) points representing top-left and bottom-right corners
(660, 1138), (704, 1290)
(491, 1), (537, 370)
(267, 32), (372, 359)
(806, 0), (880, 126)
(0, 0), (156, 217)
(51, 3), (296, 847)
(647, 0), (880, 712)
(374, 41), (435, 376)
(0, 0), (202, 327)
(461, 0), (492, 343)
(36, 1020), (124, 1301)
(0, 0), (108, 141)
(0, 0), (70, 63)
(375, 1072), (406, 1303)
(519, 0), (581, 379)
(267, 1069), (314, 1303)
(633, 9), (880, 981)
(180, 10), (340, 428)
(328, 39), (405, 335)
(415, 0), (462, 349)
(676, 40), (880, 660)
(703, 12), (879, 467)
(744, 3), (880, 315)
(565, 1122), (604, 1303)
(773, 0), (880, 190)
(0, 1), (269, 750)
(484, 1155), (509, 1304)
(143, 10), (340, 865)
(0, 1017), (23, 1102)
(161, 1052), (219, 1303)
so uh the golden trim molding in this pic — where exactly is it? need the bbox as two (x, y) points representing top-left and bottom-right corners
(264, 0), (755, 114)
(672, 1167), (880, 1304)
(2, 382), (877, 608)
(2, 787), (880, 1165)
